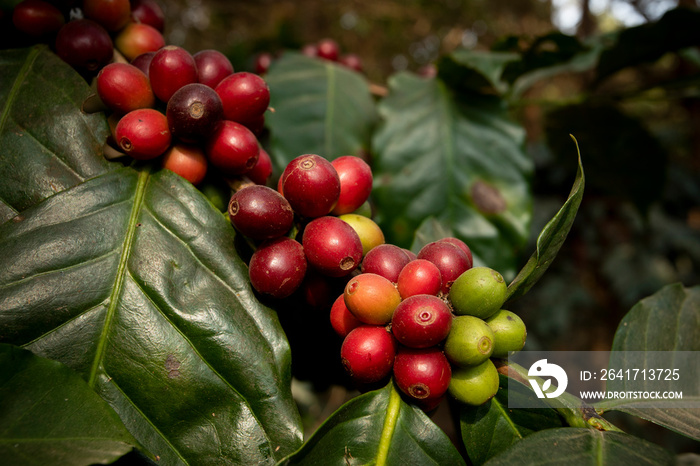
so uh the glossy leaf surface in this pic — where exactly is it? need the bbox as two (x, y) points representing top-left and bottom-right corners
(484, 427), (674, 465)
(598, 284), (700, 441)
(0, 167), (302, 464)
(264, 53), (377, 172)
(0, 343), (139, 466)
(280, 383), (465, 465)
(460, 375), (564, 465)
(0, 46), (112, 224)
(372, 72), (532, 277)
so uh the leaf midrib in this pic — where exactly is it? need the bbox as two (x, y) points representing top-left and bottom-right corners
(87, 168), (150, 388)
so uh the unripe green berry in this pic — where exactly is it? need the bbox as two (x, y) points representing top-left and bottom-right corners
(338, 213), (385, 255)
(485, 309), (527, 358)
(443, 315), (494, 367)
(449, 266), (506, 319)
(448, 359), (500, 406)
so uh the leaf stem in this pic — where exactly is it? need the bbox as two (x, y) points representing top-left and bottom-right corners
(375, 384), (402, 466)
(494, 360), (623, 433)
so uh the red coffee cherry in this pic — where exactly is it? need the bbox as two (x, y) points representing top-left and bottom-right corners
(12, 0), (65, 37)
(246, 147), (273, 185)
(149, 45), (199, 103)
(115, 108), (171, 160)
(228, 185), (294, 241)
(114, 22), (165, 62)
(360, 244), (411, 283)
(417, 241), (471, 294)
(55, 19), (113, 73)
(97, 63), (155, 114)
(254, 52), (273, 75)
(438, 237), (473, 269)
(341, 325), (397, 385)
(393, 347), (452, 404)
(205, 120), (260, 175)
(397, 259), (442, 299)
(391, 294), (452, 348)
(330, 155), (373, 215)
(130, 0), (165, 32)
(281, 154), (340, 218)
(316, 38), (340, 61)
(302, 216), (363, 277)
(330, 293), (362, 338)
(248, 237), (307, 299)
(82, 0), (130, 32)
(304, 218), (362, 277)
(215, 72), (270, 125)
(161, 143), (208, 185)
(130, 51), (155, 76)
(340, 53), (363, 72)
(194, 49), (234, 89)
(166, 83), (223, 143)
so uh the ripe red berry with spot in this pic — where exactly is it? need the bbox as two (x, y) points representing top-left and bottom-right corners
(115, 108), (171, 160)
(248, 237), (307, 299)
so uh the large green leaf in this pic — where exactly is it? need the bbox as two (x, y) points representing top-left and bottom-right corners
(596, 284), (700, 441)
(437, 49), (519, 95)
(460, 375), (564, 465)
(0, 343), (140, 466)
(279, 382), (465, 465)
(0, 46), (113, 224)
(264, 53), (377, 172)
(505, 137), (584, 302)
(484, 427), (674, 465)
(0, 166), (302, 464)
(372, 72), (532, 277)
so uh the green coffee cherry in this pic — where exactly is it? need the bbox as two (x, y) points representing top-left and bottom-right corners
(485, 309), (527, 358)
(443, 315), (494, 367)
(449, 266), (506, 319)
(448, 359), (500, 406)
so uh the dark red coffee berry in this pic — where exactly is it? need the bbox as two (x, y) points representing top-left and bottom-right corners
(246, 147), (273, 185)
(302, 216), (363, 277)
(55, 19), (113, 73)
(341, 325), (397, 385)
(228, 185), (294, 240)
(417, 241), (471, 294)
(391, 294), (452, 348)
(115, 108), (171, 160)
(438, 237), (473, 269)
(397, 259), (442, 299)
(12, 0), (65, 37)
(130, 0), (165, 32)
(194, 49), (234, 89)
(97, 63), (155, 114)
(361, 244), (411, 283)
(149, 45), (198, 103)
(215, 72), (270, 124)
(393, 347), (452, 403)
(331, 155), (373, 215)
(166, 83), (223, 143)
(281, 154), (340, 218)
(248, 237), (307, 299)
(316, 38), (340, 61)
(161, 143), (207, 185)
(254, 52), (273, 75)
(130, 51), (155, 76)
(82, 0), (130, 32)
(205, 120), (260, 175)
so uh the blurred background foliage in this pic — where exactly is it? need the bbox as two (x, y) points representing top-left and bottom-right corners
(155, 0), (700, 451)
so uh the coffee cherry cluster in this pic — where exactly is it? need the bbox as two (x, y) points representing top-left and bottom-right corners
(254, 38), (364, 75)
(229, 154), (375, 299)
(11, 0), (166, 75)
(100, 47), (272, 186)
(338, 241), (528, 411)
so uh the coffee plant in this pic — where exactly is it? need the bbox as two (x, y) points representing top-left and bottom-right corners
(0, 2), (698, 465)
